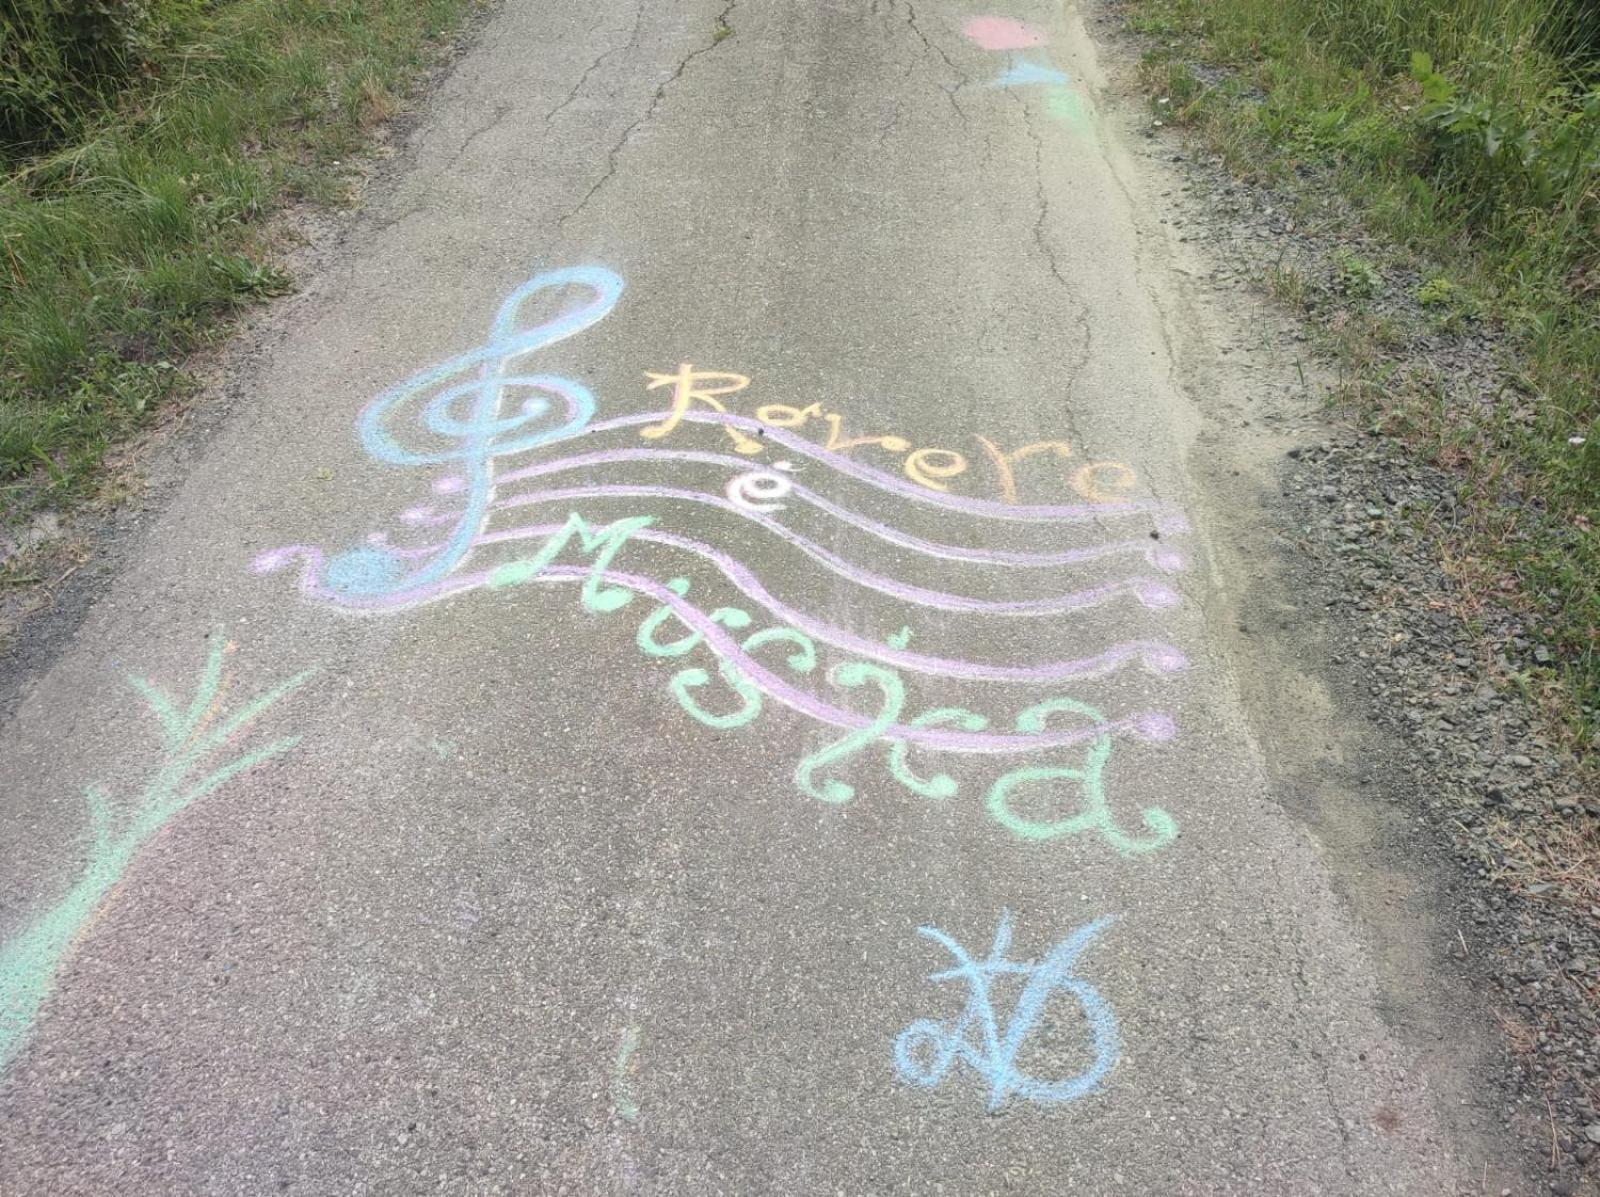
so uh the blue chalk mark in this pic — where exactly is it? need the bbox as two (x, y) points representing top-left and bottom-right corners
(324, 544), (406, 594)
(894, 911), (1119, 1109)
(329, 265), (625, 597)
(992, 58), (1071, 88)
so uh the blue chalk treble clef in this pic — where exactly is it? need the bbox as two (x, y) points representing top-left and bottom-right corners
(894, 910), (1120, 1109)
(323, 266), (624, 600)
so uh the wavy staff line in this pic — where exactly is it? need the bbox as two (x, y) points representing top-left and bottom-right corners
(254, 547), (1176, 752)
(256, 540), (1190, 681)
(545, 565), (1176, 751)
(381, 517), (1162, 617)
(443, 480), (1189, 573)
(496, 412), (1183, 525)
(478, 495), (1179, 611)
(472, 516), (1176, 618)
(469, 524), (1186, 681)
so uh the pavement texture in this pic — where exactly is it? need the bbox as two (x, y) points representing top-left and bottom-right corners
(0, 1), (1504, 1192)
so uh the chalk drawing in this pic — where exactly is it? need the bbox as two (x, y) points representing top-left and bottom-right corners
(959, 15), (1091, 129)
(615, 1026), (642, 1122)
(481, 475), (1188, 572)
(975, 436), (1072, 504)
(987, 699), (1178, 854)
(725, 461), (797, 513)
(641, 374), (1140, 508)
(992, 59), (1070, 88)
(895, 911), (1119, 1108)
(257, 268), (1186, 844)
(1046, 88), (1094, 130)
(962, 16), (1047, 51)
(643, 365), (762, 455)
(311, 265), (624, 602)
(0, 638), (313, 1073)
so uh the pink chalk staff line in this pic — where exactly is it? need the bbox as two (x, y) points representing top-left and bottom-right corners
(254, 544), (1181, 751)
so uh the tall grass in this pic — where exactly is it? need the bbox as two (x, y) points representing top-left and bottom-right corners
(1199, 0), (1567, 73)
(1133, 0), (1600, 744)
(0, 0), (477, 504)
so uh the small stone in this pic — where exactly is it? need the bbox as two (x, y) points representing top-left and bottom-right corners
(1584, 1123), (1600, 1144)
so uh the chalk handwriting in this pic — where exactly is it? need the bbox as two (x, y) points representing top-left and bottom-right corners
(256, 267), (1187, 845)
(644, 365), (1140, 507)
(987, 698), (1178, 855)
(895, 911), (1120, 1108)
(725, 461), (796, 513)
(642, 365), (762, 455)
(975, 435), (1073, 504)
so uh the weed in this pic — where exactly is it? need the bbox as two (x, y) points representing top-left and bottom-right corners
(1140, 52), (1209, 124)
(1333, 249), (1383, 298)
(1265, 260), (1310, 308)
(1417, 276), (1457, 306)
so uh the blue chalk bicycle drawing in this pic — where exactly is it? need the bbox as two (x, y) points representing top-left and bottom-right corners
(894, 910), (1120, 1109)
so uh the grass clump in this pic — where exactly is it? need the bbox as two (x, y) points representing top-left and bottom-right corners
(1, 0), (206, 152)
(1, 0), (480, 512)
(1128, 0), (1600, 749)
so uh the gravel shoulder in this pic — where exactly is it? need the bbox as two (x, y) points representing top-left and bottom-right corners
(1091, 5), (1600, 1191)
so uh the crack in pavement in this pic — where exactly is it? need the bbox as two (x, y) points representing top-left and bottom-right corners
(557, 0), (738, 229)
(544, 2), (647, 126)
(1017, 100), (1094, 453)
(363, 95), (518, 237)
(899, 0), (971, 130)
(440, 100), (516, 176)
(1292, 936), (1358, 1157)
(1008, 94), (1206, 599)
(876, 52), (919, 148)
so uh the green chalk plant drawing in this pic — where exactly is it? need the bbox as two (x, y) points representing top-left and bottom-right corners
(614, 1025), (643, 1122)
(0, 637), (314, 1073)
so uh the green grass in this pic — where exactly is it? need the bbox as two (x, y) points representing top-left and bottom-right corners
(1128, 0), (1600, 751)
(0, 0), (481, 511)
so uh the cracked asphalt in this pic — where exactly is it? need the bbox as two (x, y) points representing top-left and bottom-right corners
(0, 1), (1500, 1192)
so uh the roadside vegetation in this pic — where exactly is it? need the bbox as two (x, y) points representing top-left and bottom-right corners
(1125, 0), (1600, 752)
(0, 0), (479, 515)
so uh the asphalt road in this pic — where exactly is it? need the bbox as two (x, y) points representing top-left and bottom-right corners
(1, 1), (1478, 1192)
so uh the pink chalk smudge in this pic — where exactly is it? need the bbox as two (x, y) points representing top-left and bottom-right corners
(962, 16), (1047, 51)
